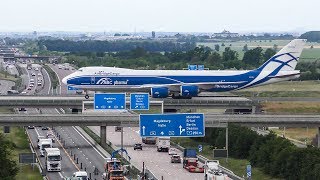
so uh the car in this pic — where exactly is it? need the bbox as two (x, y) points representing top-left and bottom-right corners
(21, 91), (27, 94)
(38, 73), (42, 76)
(134, 143), (142, 150)
(29, 84), (34, 87)
(46, 132), (55, 143)
(18, 107), (26, 111)
(27, 87), (32, 90)
(27, 126), (35, 129)
(42, 127), (49, 130)
(34, 67), (39, 71)
(171, 155), (181, 163)
(168, 148), (177, 155)
(115, 126), (122, 132)
(31, 73), (36, 76)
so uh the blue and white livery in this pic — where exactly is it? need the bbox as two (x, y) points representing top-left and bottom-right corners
(62, 39), (306, 99)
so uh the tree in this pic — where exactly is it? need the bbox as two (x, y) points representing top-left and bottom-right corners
(243, 44), (248, 52)
(214, 44), (220, 51)
(299, 31), (320, 42)
(242, 47), (263, 67)
(263, 48), (276, 61)
(222, 47), (238, 61)
(273, 44), (278, 51)
(0, 133), (19, 179)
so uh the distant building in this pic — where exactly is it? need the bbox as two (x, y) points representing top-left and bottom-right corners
(213, 30), (239, 38)
(152, 31), (156, 38)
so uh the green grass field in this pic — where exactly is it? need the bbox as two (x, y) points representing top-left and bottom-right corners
(235, 80), (320, 97)
(1, 127), (42, 180)
(198, 40), (320, 60)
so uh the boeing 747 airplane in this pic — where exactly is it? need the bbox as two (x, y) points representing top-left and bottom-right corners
(62, 39), (306, 99)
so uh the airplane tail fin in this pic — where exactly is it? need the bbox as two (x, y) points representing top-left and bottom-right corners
(257, 39), (306, 71)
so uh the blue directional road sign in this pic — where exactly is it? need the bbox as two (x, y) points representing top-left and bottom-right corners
(247, 164), (252, 178)
(130, 93), (149, 110)
(67, 85), (80, 91)
(197, 65), (204, 70)
(188, 65), (197, 70)
(94, 93), (126, 110)
(140, 113), (205, 137)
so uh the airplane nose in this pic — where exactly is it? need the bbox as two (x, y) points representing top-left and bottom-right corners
(62, 76), (68, 85)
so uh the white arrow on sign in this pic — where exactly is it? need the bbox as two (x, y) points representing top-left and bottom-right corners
(179, 125), (185, 135)
(160, 131), (164, 135)
(142, 126), (146, 135)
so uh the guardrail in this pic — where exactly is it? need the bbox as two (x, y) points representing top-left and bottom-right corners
(171, 142), (244, 180)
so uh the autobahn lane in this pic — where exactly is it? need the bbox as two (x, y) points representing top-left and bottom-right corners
(89, 126), (203, 180)
(20, 63), (80, 179)
(48, 64), (74, 95)
(26, 126), (78, 179)
(53, 126), (106, 179)
(48, 64), (108, 179)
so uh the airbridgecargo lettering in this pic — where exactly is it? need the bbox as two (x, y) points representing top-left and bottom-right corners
(62, 39), (307, 99)
(215, 84), (239, 89)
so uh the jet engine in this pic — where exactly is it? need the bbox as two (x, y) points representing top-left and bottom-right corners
(180, 85), (199, 97)
(151, 87), (169, 98)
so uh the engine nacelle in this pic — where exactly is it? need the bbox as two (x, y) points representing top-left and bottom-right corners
(151, 87), (169, 98)
(180, 85), (199, 97)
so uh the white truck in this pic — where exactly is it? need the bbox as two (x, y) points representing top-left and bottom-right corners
(156, 137), (170, 152)
(65, 171), (88, 180)
(204, 160), (229, 180)
(45, 148), (61, 172)
(38, 138), (53, 157)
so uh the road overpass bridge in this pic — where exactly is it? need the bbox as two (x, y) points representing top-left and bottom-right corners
(0, 113), (319, 127)
(0, 95), (255, 110)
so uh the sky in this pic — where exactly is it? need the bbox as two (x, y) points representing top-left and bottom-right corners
(0, 0), (319, 33)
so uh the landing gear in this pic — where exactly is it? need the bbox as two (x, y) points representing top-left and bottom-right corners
(84, 90), (89, 99)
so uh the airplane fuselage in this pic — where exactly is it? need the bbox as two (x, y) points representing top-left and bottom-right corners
(64, 68), (300, 93)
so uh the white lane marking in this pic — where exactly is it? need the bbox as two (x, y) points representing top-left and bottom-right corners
(34, 128), (40, 137)
(72, 126), (105, 158)
(58, 172), (64, 178)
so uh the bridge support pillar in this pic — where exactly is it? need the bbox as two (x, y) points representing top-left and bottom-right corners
(318, 127), (320, 148)
(100, 126), (107, 148)
(251, 106), (256, 114)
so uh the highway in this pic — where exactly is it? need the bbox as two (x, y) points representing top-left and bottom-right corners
(89, 126), (204, 180)
(45, 63), (108, 179)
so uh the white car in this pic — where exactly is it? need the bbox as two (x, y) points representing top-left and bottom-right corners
(38, 73), (42, 76)
(168, 148), (177, 155)
(34, 67), (39, 71)
(21, 91), (27, 94)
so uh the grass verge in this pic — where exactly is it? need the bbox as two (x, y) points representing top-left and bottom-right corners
(81, 126), (140, 178)
(1, 127), (42, 180)
(262, 101), (320, 114)
(43, 64), (59, 89)
(171, 137), (279, 180)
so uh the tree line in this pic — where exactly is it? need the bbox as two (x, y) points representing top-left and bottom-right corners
(38, 40), (196, 52)
(64, 46), (276, 70)
(194, 124), (320, 179)
(300, 31), (320, 42)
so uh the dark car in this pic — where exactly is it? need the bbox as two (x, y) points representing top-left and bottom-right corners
(171, 155), (181, 163)
(27, 126), (35, 129)
(134, 143), (142, 150)
(41, 127), (49, 130)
